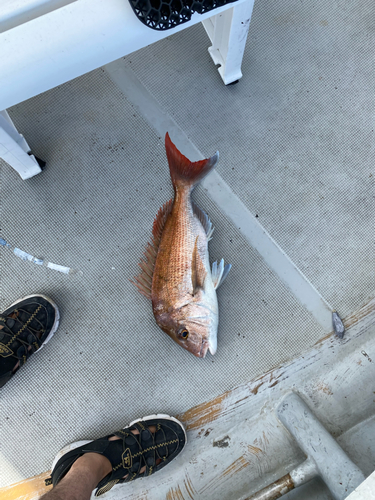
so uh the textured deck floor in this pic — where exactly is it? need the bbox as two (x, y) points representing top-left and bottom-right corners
(1, 0), (374, 491)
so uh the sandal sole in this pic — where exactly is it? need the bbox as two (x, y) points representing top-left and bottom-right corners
(128, 413), (187, 450)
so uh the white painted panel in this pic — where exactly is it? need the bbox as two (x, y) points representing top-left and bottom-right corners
(0, 0), (247, 110)
(0, 0), (76, 33)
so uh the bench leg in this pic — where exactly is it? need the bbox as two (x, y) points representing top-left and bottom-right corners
(202, 0), (255, 85)
(0, 110), (42, 180)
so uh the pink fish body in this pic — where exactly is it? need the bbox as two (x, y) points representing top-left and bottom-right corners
(132, 133), (231, 357)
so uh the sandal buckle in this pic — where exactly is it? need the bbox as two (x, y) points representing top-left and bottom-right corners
(0, 343), (13, 358)
(122, 448), (133, 469)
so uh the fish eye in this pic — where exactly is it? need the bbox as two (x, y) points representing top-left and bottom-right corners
(179, 329), (189, 340)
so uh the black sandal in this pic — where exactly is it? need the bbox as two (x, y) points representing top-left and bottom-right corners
(46, 414), (187, 496)
(0, 295), (60, 387)
(128, 0), (239, 31)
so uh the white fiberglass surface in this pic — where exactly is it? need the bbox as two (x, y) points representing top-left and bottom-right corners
(1, 0), (373, 488)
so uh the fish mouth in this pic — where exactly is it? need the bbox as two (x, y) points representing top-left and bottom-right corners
(197, 338), (217, 358)
(181, 339), (211, 358)
(198, 340), (210, 358)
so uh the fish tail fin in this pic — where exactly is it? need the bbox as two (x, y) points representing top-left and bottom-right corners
(165, 133), (219, 190)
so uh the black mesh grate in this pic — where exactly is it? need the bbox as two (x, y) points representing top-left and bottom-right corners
(129, 0), (238, 30)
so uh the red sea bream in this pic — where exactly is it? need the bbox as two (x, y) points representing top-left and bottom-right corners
(132, 133), (231, 358)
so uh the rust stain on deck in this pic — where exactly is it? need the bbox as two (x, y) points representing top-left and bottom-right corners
(262, 431), (270, 445)
(179, 364), (293, 432)
(183, 481), (194, 500)
(178, 391), (229, 431)
(247, 445), (263, 455)
(222, 456), (249, 478)
(315, 298), (375, 346)
(344, 298), (375, 329)
(0, 471), (51, 500)
(314, 331), (334, 346)
(243, 473), (294, 500)
(183, 471), (196, 500)
(234, 395), (250, 405)
(317, 382), (333, 395)
(166, 485), (185, 500)
(251, 381), (264, 395)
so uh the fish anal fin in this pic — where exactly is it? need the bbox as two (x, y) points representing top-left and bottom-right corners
(211, 259), (231, 289)
(192, 236), (207, 295)
(132, 199), (173, 300)
(193, 203), (214, 241)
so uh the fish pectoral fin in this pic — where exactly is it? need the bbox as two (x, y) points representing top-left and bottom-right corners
(192, 236), (207, 295)
(211, 259), (231, 289)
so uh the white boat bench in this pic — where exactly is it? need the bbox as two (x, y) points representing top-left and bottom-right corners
(0, 0), (255, 179)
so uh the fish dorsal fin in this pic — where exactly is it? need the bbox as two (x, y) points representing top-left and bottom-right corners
(191, 236), (207, 295)
(211, 259), (232, 290)
(193, 203), (214, 241)
(152, 199), (173, 247)
(131, 199), (173, 299)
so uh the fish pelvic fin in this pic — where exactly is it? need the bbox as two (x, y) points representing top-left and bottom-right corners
(193, 203), (214, 241)
(211, 259), (231, 290)
(131, 199), (173, 299)
(165, 133), (219, 190)
(192, 236), (207, 295)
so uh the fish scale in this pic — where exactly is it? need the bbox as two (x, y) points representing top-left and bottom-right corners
(157, 194), (204, 298)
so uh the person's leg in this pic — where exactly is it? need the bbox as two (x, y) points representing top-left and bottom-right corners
(40, 428), (153, 500)
(42, 417), (186, 499)
(40, 452), (111, 500)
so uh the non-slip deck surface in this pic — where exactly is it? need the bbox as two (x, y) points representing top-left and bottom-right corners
(1, 0), (374, 488)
